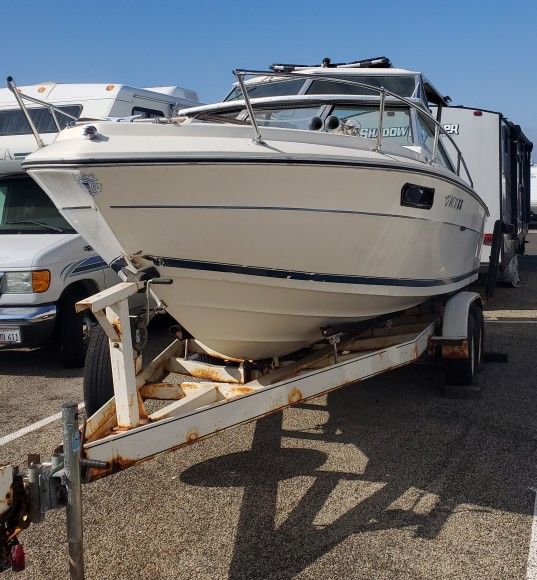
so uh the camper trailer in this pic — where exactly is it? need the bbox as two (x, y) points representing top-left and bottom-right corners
(531, 164), (537, 220)
(440, 106), (533, 285)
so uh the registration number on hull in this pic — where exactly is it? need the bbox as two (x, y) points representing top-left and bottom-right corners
(0, 328), (21, 344)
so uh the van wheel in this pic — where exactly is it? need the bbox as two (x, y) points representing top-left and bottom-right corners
(59, 290), (92, 368)
(83, 324), (113, 416)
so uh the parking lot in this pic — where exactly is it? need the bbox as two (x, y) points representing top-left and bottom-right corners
(1, 234), (537, 579)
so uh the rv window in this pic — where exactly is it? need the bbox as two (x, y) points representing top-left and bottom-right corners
(132, 106), (166, 119)
(0, 105), (81, 136)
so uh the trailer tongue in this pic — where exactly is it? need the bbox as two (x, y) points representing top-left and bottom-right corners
(0, 280), (484, 577)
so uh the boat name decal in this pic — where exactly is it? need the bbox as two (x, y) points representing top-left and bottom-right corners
(442, 124), (460, 135)
(357, 126), (409, 139)
(73, 172), (102, 197)
(445, 194), (463, 210)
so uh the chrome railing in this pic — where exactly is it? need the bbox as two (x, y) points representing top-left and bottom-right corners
(232, 69), (473, 187)
(6, 76), (80, 148)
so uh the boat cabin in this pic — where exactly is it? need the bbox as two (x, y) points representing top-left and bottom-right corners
(180, 58), (466, 182)
(225, 56), (448, 110)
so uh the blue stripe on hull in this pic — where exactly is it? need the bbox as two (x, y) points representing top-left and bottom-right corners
(147, 256), (478, 288)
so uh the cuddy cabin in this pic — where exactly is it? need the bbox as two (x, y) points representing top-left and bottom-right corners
(176, 56), (467, 183)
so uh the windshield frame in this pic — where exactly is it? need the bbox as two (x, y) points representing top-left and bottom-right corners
(224, 72), (422, 103)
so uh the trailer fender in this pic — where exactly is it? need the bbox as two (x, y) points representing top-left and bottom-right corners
(441, 291), (482, 340)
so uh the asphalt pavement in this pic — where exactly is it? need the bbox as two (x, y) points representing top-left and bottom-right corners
(1, 235), (537, 579)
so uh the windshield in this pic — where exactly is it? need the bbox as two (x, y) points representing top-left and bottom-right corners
(224, 74), (418, 101)
(0, 105), (82, 136)
(197, 103), (413, 145)
(0, 177), (75, 234)
(306, 75), (417, 97)
(225, 79), (305, 101)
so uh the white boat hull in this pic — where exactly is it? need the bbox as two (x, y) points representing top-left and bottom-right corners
(26, 123), (487, 359)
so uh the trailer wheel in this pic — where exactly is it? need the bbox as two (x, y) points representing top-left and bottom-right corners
(83, 324), (113, 416)
(59, 289), (92, 368)
(444, 305), (480, 387)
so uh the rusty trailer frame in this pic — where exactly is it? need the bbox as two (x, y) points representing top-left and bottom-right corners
(0, 282), (482, 578)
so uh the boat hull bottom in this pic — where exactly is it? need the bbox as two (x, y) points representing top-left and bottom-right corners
(154, 270), (463, 360)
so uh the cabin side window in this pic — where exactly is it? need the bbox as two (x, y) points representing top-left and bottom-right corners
(325, 106), (413, 144)
(132, 106), (166, 119)
(416, 113), (453, 170)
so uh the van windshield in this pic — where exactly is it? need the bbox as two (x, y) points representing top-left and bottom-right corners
(0, 177), (75, 234)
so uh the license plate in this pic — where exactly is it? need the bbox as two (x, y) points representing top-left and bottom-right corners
(0, 328), (21, 344)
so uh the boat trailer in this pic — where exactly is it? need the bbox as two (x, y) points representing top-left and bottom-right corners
(0, 281), (484, 577)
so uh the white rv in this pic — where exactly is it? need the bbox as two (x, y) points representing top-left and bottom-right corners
(440, 106), (533, 285)
(0, 81), (199, 366)
(531, 165), (537, 220)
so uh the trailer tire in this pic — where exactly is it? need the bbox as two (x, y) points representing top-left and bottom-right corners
(444, 306), (479, 387)
(83, 324), (114, 416)
(59, 289), (92, 368)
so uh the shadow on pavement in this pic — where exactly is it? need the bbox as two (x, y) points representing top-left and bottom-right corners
(0, 314), (174, 379)
(181, 364), (537, 579)
(0, 345), (83, 379)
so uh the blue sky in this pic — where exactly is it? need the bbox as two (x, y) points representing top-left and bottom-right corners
(2, 0), (536, 145)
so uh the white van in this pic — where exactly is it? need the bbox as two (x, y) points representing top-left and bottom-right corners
(0, 81), (199, 366)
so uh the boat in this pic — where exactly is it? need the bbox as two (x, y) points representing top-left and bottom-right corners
(22, 57), (488, 360)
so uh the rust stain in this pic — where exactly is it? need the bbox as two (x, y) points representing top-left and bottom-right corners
(442, 342), (469, 358)
(188, 367), (240, 384)
(181, 382), (203, 392)
(137, 390), (148, 421)
(288, 387), (303, 405)
(228, 386), (254, 398)
(186, 429), (199, 443)
(111, 316), (121, 338)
